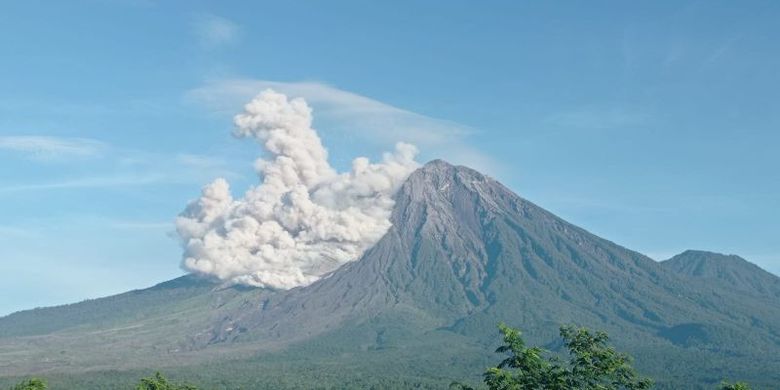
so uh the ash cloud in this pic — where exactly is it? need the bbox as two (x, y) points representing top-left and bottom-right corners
(176, 90), (418, 289)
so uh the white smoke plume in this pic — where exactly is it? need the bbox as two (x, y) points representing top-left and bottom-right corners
(176, 89), (419, 289)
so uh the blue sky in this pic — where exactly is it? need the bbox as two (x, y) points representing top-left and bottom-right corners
(1, 0), (779, 315)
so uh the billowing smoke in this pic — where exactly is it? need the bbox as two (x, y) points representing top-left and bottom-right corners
(176, 89), (419, 289)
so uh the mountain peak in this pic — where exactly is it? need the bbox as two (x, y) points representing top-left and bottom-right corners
(422, 158), (452, 168)
(394, 159), (509, 229)
(417, 159), (483, 178)
(405, 159), (493, 198)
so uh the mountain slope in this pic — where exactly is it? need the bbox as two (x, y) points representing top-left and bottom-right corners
(0, 275), (215, 338)
(1, 160), (779, 389)
(662, 250), (780, 299)
(0, 275), (272, 375)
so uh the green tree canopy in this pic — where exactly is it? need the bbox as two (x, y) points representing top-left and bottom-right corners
(135, 372), (197, 390)
(719, 382), (751, 390)
(454, 323), (652, 390)
(9, 378), (47, 390)
(559, 325), (652, 390)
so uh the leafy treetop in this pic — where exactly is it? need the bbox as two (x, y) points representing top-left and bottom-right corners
(9, 378), (46, 390)
(135, 372), (198, 390)
(455, 323), (653, 390)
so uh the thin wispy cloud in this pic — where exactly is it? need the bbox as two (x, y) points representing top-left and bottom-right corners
(545, 106), (649, 130)
(173, 153), (242, 180)
(704, 34), (743, 66)
(106, 220), (173, 230)
(0, 136), (107, 161)
(192, 14), (240, 48)
(0, 150), (242, 195)
(92, 0), (157, 6)
(0, 224), (37, 238)
(175, 153), (228, 170)
(186, 79), (502, 174)
(0, 173), (167, 194)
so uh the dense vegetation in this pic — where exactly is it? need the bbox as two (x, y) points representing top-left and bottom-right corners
(5, 325), (757, 390)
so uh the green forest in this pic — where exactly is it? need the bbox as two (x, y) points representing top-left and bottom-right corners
(6, 324), (754, 390)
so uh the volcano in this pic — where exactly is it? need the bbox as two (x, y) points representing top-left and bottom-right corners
(1, 160), (779, 389)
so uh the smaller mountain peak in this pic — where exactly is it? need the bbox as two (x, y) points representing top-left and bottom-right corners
(680, 249), (722, 256)
(663, 249), (771, 275)
(670, 250), (743, 262)
(662, 249), (780, 297)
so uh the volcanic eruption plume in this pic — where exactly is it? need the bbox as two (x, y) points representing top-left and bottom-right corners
(176, 89), (419, 289)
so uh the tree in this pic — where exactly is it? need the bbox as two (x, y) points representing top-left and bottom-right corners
(482, 323), (568, 390)
(135, 372), (198, 390)
(560, 325), (652, 390)
(9, 378), (47, 390)
(719, 382), (751, 390)
(454, 323), (652, 390)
